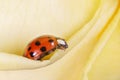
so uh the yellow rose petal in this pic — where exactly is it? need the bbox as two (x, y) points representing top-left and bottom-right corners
(0, 0), (119, 80)
(0, 0), (98, 70)
(84, 6), (120, 80)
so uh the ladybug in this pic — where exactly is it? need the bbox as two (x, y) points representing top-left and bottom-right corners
(24, 35), (68, 60)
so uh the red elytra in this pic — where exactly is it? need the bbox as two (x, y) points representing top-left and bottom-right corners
(24, 35), (68, 60)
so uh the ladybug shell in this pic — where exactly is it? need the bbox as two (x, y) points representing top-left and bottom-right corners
(24, 35), (58, 60)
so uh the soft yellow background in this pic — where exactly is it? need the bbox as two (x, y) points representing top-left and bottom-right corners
(0, 0), (119, 80)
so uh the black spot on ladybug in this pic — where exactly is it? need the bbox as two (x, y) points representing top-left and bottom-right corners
(28, 47), (31, 51)
(40, 46), (46, 52)
(35, 41), (41, 46)
(48, 39), (54, 43)
(30, 52), (35, 57)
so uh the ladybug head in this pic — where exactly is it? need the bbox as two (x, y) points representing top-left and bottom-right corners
(56, 38), (68, 50)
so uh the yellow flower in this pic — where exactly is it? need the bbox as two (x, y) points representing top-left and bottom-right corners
(0, 0), (119, 80)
